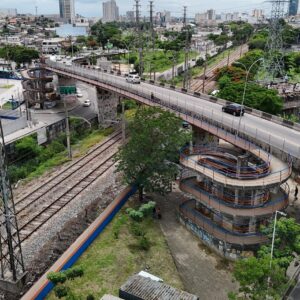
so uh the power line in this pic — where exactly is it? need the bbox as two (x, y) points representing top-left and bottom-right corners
(183, 6), (190, 90)
(135, 0), (143, 77)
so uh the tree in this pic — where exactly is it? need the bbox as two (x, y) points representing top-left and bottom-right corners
(115, 107), (190, 200)
(230, 217), (300, 300)
(231, 256), (288, 300)
(259, 217), (300, 268)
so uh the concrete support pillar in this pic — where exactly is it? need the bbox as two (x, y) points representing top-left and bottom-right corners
(249, 216), (257, 233)
(234, 189), (239, 205)
(237, 153), (249, 178)
(96, 88), (119, 127)
(192, 126), (219, 147)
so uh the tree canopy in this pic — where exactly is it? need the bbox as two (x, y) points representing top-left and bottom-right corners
(0, 45), (39, 65)
(230, 217), (300, 300)
(115, 106), (190, 200)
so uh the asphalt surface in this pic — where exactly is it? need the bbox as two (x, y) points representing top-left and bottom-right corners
(47, 62), (300, 160)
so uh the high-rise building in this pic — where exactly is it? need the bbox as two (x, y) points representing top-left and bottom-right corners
(102, 0), (119, 23)
(126, 11), (135, 22)
(59, 0), (75, 23)
(289, 0), (299, 16)
(207, 9), (216, 21)
(252, 9), (264, 19)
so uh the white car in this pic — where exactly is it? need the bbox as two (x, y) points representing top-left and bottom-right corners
(126, 74), (141, 84)
(83, 99), (91, 107)
(77, 93), (83, 98)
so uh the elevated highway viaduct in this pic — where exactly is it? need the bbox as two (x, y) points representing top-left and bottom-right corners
(45, 60), (300, 170)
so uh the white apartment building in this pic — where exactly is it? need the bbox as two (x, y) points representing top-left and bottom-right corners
(102, 0), (119, 23)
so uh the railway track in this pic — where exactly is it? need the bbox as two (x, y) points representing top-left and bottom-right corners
(2, 130), (123, 251)
(190, 45), (249, 93)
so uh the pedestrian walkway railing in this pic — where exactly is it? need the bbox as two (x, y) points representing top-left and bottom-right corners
(180, 177), (289, 214)
(179, 199), (268, 245)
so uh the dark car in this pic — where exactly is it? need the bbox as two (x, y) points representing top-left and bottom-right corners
(222, 103), (245, 116)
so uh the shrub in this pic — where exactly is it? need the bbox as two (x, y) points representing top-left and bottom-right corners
(86, 294), (95, 300)
(138, 236), (151, 251)
(139, 201), (156, 217)
(54, 285), (70, 298)
(47, 271), (67, 284)
(130, 222), (145, 237)
(126, 208), (144, 221)
(65, 266), (84, 280)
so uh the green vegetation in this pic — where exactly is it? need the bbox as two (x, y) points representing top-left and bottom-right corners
(164, 46), (237, 87)
(127, 50), (197, 73)
(0, 84), (14, 89)
(115, 107), (190, 201)
(1, 101), (13, 110)
(47, 203), (183, 299)
(8, 125), (114, 184)
(216, 50), (283, 115)
(0, 45), (39, 66)
(230, 217), (300, 299)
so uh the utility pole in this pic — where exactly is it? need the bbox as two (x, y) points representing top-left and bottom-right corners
(135, 0), (143, 77)
(202, 44), (208, 93)
(227, 48), (231, 67)
(0, 119), (26, 286)
(183, 6), (190, 90)
(121, 101), (126, 144)
(63, 96), (72, 159)
(149, 1), (154, 80)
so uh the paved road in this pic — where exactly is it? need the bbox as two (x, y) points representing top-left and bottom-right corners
(47, 62), (300, 162)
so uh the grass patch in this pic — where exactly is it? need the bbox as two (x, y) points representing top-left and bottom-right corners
(128, 50), (198, 73)
(72, 127), (114, 158)
(47, 203), (183, 299)
(165, 47), (238, 87)
(0, 84), (14, 89)
(1, 101), (12, 110)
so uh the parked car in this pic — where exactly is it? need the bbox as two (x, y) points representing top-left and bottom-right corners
(83, 99), (91, 107)
(222, 103), (245, 116)
(126, 74), (141, 84)
(77, 93), (83, 98)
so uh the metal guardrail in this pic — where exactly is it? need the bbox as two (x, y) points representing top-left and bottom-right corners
(180, 178), (289, 213)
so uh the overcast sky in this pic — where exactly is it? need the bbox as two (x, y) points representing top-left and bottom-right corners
(0, 0), (272, 17)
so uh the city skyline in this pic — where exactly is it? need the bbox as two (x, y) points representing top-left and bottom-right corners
(0, 0), (274, 18)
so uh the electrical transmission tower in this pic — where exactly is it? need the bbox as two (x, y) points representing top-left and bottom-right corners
(183, 6), (190, 90)
(0, 120), (25, 287)
(263, 0), (288, 81)
(135, 0), (143, 77)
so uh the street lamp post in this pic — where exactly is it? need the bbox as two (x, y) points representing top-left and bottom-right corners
(235, 58), (264, 134)
(270, 210), (287, 269)
(267, 210), (287, 292)
(119, 41), (130, 74)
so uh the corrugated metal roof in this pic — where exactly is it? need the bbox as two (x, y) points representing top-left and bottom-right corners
(120, 275), (199, 300)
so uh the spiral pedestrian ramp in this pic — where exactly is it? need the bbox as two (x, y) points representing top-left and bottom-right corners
(178, 143), (291, 259)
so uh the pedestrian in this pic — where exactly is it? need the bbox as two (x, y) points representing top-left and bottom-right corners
(156, 207), (162, 219)
(152, 206), (157, 219)
(295, 186), (299, 200)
